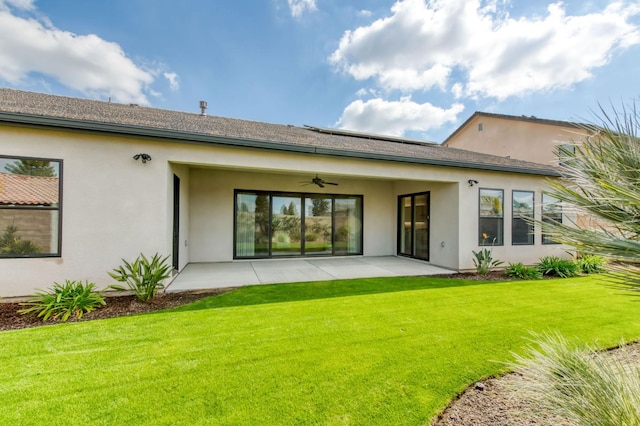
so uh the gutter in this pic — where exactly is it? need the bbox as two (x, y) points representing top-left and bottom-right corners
(0, 111), (561, 177)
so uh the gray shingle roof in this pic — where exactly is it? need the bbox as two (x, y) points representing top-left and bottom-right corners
(0, 88), (560, 176)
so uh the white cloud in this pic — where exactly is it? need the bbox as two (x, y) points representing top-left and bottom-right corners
(288, 0), (317, 18)
(336, 96), (464, 137)
(0, 1), (176, 104)
(0, 0), (34, 11)
(164, 72), (179, 91)
(330, 0), (640, 100)
(359, 10), (372, 17)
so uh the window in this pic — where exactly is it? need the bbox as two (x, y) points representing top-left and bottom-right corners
(479, 188), (503, 245)
(0, 156), (62, 257)
(557, 144), (576, 167)
(234, 190), (362, 258)
(542, 193), (562, 244)
(512, 190), (534, 245)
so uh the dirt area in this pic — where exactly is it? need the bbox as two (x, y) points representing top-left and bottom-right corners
(0, 289), (232, 332)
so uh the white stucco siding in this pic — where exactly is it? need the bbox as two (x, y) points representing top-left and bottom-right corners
(0, 123), (567, 297)
(392, 181), (460, 270)
(1, 126), (171, 296)
(188, 168), (397, 262)
(169, 163), (190, 271)
(456, 170), (569, 271)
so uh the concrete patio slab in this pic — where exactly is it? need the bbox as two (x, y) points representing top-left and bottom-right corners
(166, 256), (455, 292)
(250, 259), (336, 284)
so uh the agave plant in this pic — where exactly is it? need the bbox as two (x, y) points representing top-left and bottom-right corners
(108, 253), (172, 302)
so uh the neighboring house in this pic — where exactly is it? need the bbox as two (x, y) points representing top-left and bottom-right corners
(0, 89), (567, 297)
(0, 172), (59, 253)
(442, 111), (592, 165)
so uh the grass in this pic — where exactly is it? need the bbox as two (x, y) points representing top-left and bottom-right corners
(1, 275), (640, 425)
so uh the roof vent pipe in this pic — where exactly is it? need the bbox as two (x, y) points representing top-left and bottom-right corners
(199, 100), (207, 116)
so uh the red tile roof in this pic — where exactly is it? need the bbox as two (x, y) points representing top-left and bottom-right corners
(0, 173), (59, 206)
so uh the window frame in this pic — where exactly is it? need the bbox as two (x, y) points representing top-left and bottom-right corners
(478, 188), (504, 246)
(0, 155), (63, 258)
(233, 189), (363, 259)
(542, 192), (562, 245)
(511, 190), (535, 246)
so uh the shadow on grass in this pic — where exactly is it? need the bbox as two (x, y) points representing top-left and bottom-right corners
(168, 276), (501, 313)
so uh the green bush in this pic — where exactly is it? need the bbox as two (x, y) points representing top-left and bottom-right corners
(510, 333), (640, 426)
(576, 254), (608, 274)
(0, 225), (42, 254)
(19, 280), (106, 321)
(109, 253), (172, 302)
(537, 256), (579, 278)
(504, 262), (542, 280)
(472, 248), (504, 275)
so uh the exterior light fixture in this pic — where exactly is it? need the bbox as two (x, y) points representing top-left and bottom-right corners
(133, 153), (152, 163)
(468, 179), (478, 187)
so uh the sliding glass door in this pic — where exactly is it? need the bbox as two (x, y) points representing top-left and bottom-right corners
(398, 192), (430, 261)
(334, 197), (362, 255)
(271, 195), (302, 256)
(305, 196), (333, 255)
(234, 191), (362, 258)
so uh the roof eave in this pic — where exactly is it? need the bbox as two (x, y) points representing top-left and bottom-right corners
(0, 111), (560, 177)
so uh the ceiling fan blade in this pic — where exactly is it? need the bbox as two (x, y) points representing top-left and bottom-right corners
(324, 182), (338, 185)
(317, 182), (325, 188)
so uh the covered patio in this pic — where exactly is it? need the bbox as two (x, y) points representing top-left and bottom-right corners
(166, 256), (455, 292)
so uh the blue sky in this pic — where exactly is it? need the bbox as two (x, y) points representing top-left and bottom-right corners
(1, 0), (639, 143)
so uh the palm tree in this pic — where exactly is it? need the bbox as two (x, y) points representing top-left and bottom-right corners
(542, 102), (640, 290)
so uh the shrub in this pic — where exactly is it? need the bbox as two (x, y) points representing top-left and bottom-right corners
(0, 225), (42, 254)
(576, 254), (608, 274)
(19, 280), (106, 321)
(509, 333), (640, 426)
(472, 248), (504, 275)
(504, 262), (542, 280)
(109, 253), (172, 302)
(537, 256), (579, 278)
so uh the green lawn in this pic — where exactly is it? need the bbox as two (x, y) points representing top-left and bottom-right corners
(1, 276), (639, 425)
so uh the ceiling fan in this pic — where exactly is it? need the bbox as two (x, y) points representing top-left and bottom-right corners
(300, 174), (338, 188)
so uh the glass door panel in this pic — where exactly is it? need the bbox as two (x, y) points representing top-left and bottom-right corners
(399, 196), (412, 256)
(305, 197), (333, 255)
(334, 197), (362, 255)
(271, 195), (302, 256)
(397, 192), (429, 261)
(413, 194), (429, 260)
(235, 193), (270, 257)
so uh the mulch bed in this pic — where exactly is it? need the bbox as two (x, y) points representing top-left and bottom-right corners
(0, 289), (232, 332)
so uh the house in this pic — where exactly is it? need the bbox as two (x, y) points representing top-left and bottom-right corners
(444, 111), (602, 231)
(442, 111), (592, 165)
(0, 89), (567, 297)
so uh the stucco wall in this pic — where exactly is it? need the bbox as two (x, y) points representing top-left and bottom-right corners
(188, 169), (396, 262)
(1, 126), (170, 297)
(456, 169), (569, 271)
(392, 181), (460, 269)
(445, 116), (589, 165)
(1, 123), (569, 297)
